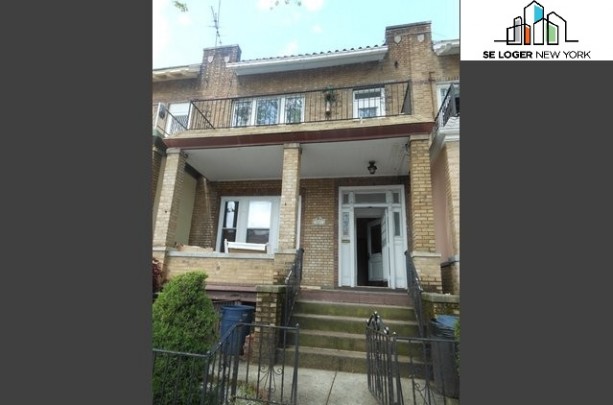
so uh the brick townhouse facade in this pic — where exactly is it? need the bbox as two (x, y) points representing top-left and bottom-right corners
(151, 21), (460, 313)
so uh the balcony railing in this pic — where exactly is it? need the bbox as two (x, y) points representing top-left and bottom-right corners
(153, 81), (412, 137)
(432, 83), (460, 135)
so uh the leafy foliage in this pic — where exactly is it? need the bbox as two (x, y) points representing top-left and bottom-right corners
(172, 1), (302, 13)
(173, 1), (188, 12)
(152, 272), (219, 404)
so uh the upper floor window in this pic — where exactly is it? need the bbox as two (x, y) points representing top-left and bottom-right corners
(165, 102), (191, 136)
(232, 95), (304, 127)
(353, 87), (385, 119)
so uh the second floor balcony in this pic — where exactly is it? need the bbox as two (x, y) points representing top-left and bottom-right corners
(153, 81), (415, 138)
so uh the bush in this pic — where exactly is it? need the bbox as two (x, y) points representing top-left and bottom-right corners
(152, 272), (219, 404)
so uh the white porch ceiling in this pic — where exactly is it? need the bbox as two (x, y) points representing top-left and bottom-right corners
(184, 138), (411, 181)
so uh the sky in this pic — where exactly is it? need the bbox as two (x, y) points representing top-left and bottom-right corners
(153, 0), (459, 69)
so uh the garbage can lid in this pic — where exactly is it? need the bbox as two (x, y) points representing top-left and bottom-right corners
(432, 315), (459, 329)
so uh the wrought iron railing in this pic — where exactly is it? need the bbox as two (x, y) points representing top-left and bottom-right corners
(366, 312), (459, 405)
(432, 84), (460, 135)
(153, 322), (300, 404)
(282, 248), (304, 328)
(152, 81), (412, 136)
(406, 251), (426, 338)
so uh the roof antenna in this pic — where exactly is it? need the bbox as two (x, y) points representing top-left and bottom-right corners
(211, 0), (222, 48)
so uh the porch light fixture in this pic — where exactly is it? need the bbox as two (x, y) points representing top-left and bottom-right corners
(367, 161), (377, 175)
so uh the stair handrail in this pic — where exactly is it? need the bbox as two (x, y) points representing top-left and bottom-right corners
(405, 251), (426, 337)
(282, 247), (304, 327)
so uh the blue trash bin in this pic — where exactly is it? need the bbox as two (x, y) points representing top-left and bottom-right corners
(430, 315), (460, 398)
(220, 305), (255, 355)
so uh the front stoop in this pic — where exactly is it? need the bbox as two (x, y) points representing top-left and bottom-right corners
(285, 289), (423, 375)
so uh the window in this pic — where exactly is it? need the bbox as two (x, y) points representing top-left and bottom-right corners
(218, 197), (280, 252)
(165, 102), (191, 136)
(353, 87), (385, 119)
(232, 95), (304, 127)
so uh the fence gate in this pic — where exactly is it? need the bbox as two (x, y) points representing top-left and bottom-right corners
(153, 322), (300, 404)
(366, 312), (460, 405)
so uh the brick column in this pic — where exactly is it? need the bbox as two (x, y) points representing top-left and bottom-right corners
(278, 143), (301, 252)
(153, 148), (186, 247)
(444, 141), (460, 294)
(409, 135), (442, 292)
(445, 141), (460, 259)
(249, 285), (286, 361)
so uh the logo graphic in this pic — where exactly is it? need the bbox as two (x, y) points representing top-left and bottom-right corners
(495, 1), (578, 45)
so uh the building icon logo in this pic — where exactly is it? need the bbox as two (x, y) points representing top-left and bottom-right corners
(495, 1), (578, 45)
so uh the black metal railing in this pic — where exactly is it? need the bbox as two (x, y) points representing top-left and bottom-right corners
(366, 312), (459, 405)
(159, 81), (413, 134)
(282, 248), (304, 328)
(432, 84), (460, 135)
(366, 312), (404, 405)
(153, 322), (300, 404)
(406, 251), (426, 338)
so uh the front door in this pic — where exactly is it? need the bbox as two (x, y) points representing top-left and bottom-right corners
(367, 219), (383, 282)
(338, 186), (408, 289)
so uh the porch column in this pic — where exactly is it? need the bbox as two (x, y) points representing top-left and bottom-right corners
(408, 135), (442, 292)
(278, 143), (301, 252)
(153, 148), (186, 248)
(444, 141), (460, 294)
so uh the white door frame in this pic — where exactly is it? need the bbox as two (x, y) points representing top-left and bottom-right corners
(338, 185), (408, 289)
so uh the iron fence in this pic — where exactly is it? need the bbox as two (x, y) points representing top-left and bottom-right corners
(153, 322), (300, 405)
(366, 312), (459, 405)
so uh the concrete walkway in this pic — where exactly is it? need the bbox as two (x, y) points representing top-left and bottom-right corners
(296, 368), (379, 405)
(236, 364), (459, 404)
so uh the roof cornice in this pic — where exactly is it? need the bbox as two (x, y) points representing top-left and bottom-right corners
(152, 64), (201, 82)
(433, 40), (460, 56)
(227, 46), (389, 76)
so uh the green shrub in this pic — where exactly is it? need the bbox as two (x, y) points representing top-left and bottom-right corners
(152, 272), (219, 404)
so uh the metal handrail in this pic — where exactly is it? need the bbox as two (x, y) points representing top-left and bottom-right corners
(282, 248), (304, 328)
(406, 251), (426, 338)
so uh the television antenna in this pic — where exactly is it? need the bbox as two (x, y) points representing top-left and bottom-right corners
(210, 0), (222, 48)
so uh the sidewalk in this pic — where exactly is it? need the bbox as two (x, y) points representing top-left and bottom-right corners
(296, 368), (379, 405)
(236, 364), (459, 404)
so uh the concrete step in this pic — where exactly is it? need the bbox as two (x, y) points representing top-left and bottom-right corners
(288, 329), (423, 357)
(298, 288), (412, 306)
(284, 346), (425, 378)
(293, 300), (416, 321)
(290, 313), (419, 336)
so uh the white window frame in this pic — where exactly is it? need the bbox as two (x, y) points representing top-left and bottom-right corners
(165, 102), (191, 136)
(231, 95), (305, 127)
(216, 196), (281, 252)
(353, 87), (385, 119)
